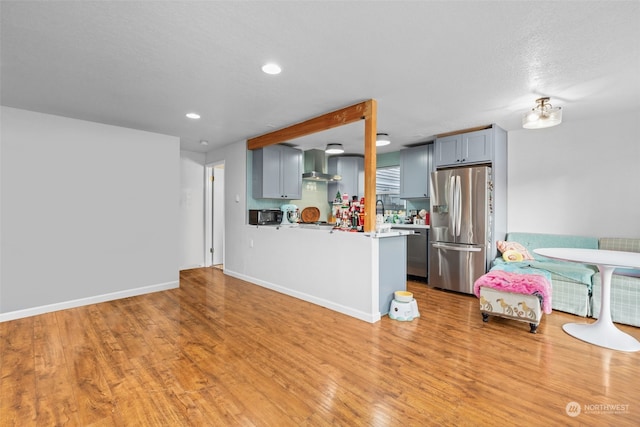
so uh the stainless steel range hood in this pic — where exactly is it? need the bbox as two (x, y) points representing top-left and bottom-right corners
(302, 149), (341, 182)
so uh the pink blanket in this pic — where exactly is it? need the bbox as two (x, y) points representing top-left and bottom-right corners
(474, 270), (552, 314)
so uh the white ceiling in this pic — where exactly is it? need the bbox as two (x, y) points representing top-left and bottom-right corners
(2, 1), (639, 155)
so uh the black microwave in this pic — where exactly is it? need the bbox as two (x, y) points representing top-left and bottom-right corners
(248, 209), (282, 225)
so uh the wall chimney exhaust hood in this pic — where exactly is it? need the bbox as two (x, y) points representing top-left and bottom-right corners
(302, 149), (341, 182)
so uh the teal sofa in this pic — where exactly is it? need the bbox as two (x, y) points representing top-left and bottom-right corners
(492, 232), (640, 327)
(492, 232), (599, 317)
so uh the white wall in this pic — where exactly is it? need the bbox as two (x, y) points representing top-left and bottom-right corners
(0, 107), (180, 319)
(179, 150), (205, 269)
(206, 140), (248, 275)
(507, 110), (640, 238)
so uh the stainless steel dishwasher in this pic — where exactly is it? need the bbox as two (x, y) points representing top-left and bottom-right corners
(394, 227), (429, 280)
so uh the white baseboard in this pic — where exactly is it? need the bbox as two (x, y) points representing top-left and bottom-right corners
(0, 281), (179, 322)
(224, 269), (380, 323)
(179, 264), (205, 271)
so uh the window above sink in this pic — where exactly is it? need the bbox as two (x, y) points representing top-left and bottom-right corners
(376, 166), (405, 214)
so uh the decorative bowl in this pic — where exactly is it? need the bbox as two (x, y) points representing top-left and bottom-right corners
(394, 290), (413, 302)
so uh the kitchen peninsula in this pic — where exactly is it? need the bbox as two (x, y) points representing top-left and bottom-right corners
(241, 222), (411, 322)
(232, 99), (411, 323)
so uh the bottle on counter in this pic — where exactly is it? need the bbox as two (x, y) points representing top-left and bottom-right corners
(341, 209), (351, 230)
(358, 198), (365, 230)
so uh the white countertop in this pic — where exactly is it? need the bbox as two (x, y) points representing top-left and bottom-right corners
(390, 224), (430, 229)
(249, 223), (413, 238)
(366, 230), (414, 238)
(534, 248), (640, 269)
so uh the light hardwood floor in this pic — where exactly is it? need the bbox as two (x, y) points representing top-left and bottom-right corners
(1, 267), (639, 426)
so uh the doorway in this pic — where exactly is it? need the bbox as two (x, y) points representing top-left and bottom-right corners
(205, 162), (225, 268)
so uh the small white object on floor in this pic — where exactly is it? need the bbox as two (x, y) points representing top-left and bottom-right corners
(389, 298), (420, 321)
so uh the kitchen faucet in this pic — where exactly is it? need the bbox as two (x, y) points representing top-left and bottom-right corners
(375, 199), (385, 215)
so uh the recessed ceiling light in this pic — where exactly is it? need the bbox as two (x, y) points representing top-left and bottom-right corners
(262, 63), (282, 75)
(186, 112), (201, 119)
(376, 133), (391, 147)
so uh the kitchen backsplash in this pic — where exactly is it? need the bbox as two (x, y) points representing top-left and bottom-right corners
(406, 199), (429, 212)
(246, 180), (331, 222)
(289, 181), (330, 222)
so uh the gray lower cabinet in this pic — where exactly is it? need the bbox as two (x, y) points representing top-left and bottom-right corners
(327, 155), (364, 202)
(406, 228), (429, 279)
(400, 144), (433, 199)
(252, 145), (303, 199)
(434, 128), (494, 167)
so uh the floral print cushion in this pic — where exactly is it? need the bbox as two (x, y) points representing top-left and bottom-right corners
(497, 240), (534, 260)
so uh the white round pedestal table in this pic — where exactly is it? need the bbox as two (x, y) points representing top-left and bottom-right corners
(534, 248), (640, 352)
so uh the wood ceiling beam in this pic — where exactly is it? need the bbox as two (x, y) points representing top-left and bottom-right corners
(247, 100), (373, 150)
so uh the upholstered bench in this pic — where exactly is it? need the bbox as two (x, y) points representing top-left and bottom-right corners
(474, 270), (552, 334)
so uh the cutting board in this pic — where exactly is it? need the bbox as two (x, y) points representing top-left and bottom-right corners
(301, 207), (320, 223)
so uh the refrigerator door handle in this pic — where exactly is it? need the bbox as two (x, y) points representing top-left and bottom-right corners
(432, 243), (482, 252)
(455, 175), (462, 236)
(448, 176), (456, 235)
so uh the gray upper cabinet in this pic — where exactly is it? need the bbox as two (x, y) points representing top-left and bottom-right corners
(252, 145), (303, 199)
(434, 128), (493, 168)
(327, 156), (364, 203)
(400, 144), (433, 199)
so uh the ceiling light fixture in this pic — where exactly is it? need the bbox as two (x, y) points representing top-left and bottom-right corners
(522, 97), (562, 129)
(200, 140), (209, 146)
(262, 63), (282, 75)
(186, 112), (201, 119)
(376, 133), (391, 147)
(325, 143), (344, 154)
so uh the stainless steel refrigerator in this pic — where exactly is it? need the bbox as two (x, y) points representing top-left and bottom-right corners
(429, 166), (493, 294)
